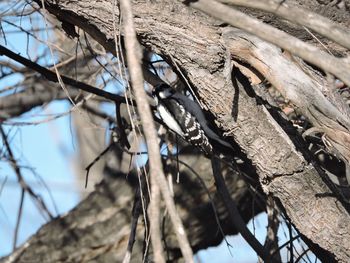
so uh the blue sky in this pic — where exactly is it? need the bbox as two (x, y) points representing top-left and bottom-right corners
(0, 101), (81, 256)
(0, 12), (81, 255)
(0, 17), (265, 261)
(0, 4), (317, 262)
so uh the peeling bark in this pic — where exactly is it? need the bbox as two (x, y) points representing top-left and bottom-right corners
(2, 0), (350, 262)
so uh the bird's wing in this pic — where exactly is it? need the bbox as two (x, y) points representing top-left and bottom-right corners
(170, 93), (233, 150)
(163, 98), (212, 154)
(171, 93), (207, 124)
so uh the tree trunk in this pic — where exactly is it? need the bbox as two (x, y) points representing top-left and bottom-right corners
(1, 0), (350, 262)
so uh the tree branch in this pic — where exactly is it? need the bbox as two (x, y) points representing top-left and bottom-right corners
(119, 0), (194, 262)
(0, 44), (128, 104)
(183, 0), (350, 87)
(219, 0), (350, 50)
(5, 0), (350, 261)
(211, 156), (271, 262)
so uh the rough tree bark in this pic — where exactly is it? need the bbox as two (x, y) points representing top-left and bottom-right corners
(1, 0), (350, 262)
(1, 153), (261, 262)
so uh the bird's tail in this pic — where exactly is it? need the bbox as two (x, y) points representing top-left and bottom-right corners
(202, 125), (233, 150)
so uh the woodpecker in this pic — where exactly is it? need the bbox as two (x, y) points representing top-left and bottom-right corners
(152, 83), (233, 155)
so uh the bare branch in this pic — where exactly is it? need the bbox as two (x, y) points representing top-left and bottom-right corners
(211, 156), (271, 262)
(119, 0), (194, 262)
(0, 45), (128, 104)
(222, 29), (350, 167)
(219, 0), (350, 50)
(0, 126), (53, 220)
(13, 189), (24, 250)
(183, 0), (350, 87)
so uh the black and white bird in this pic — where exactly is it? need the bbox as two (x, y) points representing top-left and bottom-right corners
(152, 83), (233, 155)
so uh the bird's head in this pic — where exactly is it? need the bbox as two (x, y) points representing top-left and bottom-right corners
(152, 83), (174, 100)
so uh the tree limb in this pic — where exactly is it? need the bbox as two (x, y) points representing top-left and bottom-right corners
(119, 0), (193, 261)
(5, 0), (350, 261)
(183, 0), (350, 87)
(219, 0), (350, 50)
(0, 45), (128, 104)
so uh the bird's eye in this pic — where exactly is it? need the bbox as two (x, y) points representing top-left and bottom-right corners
(159, 91), (167, 98)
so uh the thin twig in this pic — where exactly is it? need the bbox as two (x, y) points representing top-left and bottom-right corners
(211, 155), (272, 262)
(13, 189), (24, 250)
(295, 248), (311, 263)
(168, 155), (233, 253)
(119, 0), (194, 262)
(0, 125), (53, 219)
(116, 103), (131, 149)
(112, 5), (154, 254)
(148, 172), (164, 263)
(0, 44), (129, 103)
(288, 221), (294, 262)
(122, 188), (142, 263)
(272, 234), (300, 257)
(85, 144), (113, 188)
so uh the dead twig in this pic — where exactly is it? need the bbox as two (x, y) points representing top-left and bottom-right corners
(0, 45), (129, 104)
(119, 0), (194, 262)
(0, 125), (53, 250)
(122, 187), (143, 263)
(211, 155), (272, 262)
(13, 189), (24, 250)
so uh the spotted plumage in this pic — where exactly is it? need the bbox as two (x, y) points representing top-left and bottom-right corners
(152, 84), (233, 155)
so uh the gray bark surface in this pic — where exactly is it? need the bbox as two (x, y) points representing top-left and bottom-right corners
(1, 0), (350, 262)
